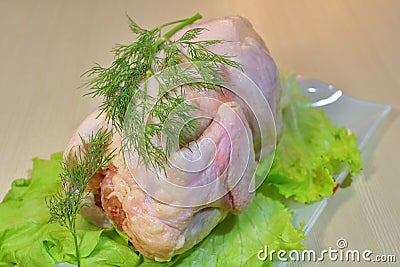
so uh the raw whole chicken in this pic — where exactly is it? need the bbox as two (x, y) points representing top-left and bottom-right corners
(65, 16), (281, 261)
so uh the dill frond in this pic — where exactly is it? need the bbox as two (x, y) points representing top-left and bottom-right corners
(46, 128), (115, 266)
(82, 13), (240, 173)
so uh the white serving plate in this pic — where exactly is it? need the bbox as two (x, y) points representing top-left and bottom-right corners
(276, 77), (391, 266)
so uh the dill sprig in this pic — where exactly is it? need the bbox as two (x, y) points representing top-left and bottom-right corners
(82, 13), (241, 173)
(46, 128), (115, 266)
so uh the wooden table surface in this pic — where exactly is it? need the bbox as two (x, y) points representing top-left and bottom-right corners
(1, 1), (399, 266)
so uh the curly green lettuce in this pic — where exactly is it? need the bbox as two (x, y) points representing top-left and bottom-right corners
(0, 154), (140, 267)
(266, 75), (363, 203)
(0, 153), (304, 267)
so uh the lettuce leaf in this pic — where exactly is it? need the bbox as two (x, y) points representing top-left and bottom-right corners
(138, 194), (305, 267)
(266, 75), (363, 203)
(0, 153), (140, 267)
(0, 154), (304, 266)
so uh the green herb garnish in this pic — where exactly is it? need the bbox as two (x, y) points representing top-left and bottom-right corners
(46, 128), (115, 266)
(82, 13), (240, 173)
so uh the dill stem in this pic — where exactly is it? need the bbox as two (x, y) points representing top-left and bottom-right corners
(145, 13), (202, 102)
(147, 12), (202, 95)
(154, 13), (202, 48)
(71, 219), (81, 267)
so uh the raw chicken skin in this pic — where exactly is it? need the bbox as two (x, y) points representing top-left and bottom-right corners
(65, 16), (281, 261)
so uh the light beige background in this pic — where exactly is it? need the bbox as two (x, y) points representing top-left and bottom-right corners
(0, 1), (399, 266)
